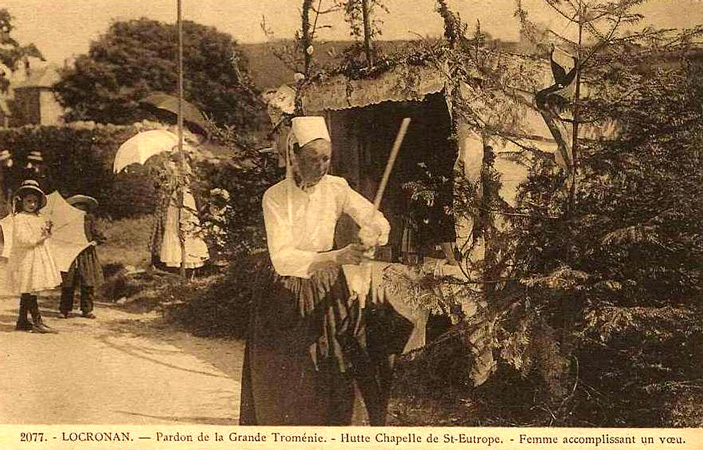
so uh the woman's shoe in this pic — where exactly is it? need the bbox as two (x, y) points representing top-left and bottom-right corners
(31, 323), (58, 334)
(27, 296), (57, 332)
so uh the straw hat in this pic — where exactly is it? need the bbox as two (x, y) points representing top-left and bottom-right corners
(27, 151), (43, 162)
(13, 179), (47, 209)
(67, 194), (99, 212)
(26, 150), (44, 169)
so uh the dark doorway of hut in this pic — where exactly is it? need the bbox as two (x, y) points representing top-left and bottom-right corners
(330, 91), (457, 265)
(328, 91), (457, 342)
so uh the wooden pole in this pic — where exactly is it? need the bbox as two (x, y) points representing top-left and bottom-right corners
(177, 0), (187, 279)
(373, 118), (411, 209)
(0, 165), (7, 217)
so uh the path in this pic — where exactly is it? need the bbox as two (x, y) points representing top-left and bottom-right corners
(0, 295), (244, 425)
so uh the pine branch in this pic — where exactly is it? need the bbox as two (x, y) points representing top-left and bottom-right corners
(581, 12), (623, 67)
(543, 0), (580, 24)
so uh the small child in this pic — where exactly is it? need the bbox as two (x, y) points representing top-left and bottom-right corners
(59, 195), (105, 319)
(8, 179), (61, 333)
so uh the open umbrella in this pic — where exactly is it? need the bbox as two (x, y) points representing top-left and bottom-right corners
(41, 191), (90, 273)
(0, 214), (13, 296)
(0, 214), (13, 259)
(141, 92), (209, 138)
(113, 129), (179, 174)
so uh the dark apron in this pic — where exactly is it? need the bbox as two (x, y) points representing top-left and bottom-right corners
(239, 256), (413, 426)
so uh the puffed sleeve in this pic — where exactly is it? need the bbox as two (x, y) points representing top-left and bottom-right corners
(263, 188), (318, 279)
(338, 178), (390, 246)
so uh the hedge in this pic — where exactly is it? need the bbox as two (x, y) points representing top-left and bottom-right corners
(0, 121), (165, 218)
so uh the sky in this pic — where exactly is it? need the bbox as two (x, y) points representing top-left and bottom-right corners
(5, 0), (703, 63)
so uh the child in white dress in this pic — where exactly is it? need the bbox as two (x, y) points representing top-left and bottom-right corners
(9, 180), (61, 333)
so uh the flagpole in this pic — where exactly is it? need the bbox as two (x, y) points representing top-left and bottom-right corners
(177, 0), (187, 279)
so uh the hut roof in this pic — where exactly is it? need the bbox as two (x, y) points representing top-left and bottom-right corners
(302, 62), (446, 112)
(299, 45), (554, 113)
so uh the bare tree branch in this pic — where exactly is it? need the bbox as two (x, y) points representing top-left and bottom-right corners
(311, 5), (343, 14)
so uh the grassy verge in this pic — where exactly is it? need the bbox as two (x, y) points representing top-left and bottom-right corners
(97, 216), (153, 269)
(95, 215), (256, 339)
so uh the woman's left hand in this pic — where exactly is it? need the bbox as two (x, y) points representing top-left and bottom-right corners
(359, 222), (383, 248)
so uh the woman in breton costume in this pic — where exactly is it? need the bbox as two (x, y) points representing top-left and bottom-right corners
(149, 127), (210, 271)
(239, 116), (390, 425)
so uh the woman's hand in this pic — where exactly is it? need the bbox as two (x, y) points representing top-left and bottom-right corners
(358, 222), (383, 248)
(42, 220), (53, 237)
(308, 243), (367, 274)
(333, 243), (366, 265)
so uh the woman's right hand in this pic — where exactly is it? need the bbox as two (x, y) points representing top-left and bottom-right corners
(334, 243), (366, 265)
(42, 220), (53, 237)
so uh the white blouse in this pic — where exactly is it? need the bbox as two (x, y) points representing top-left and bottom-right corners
(263, 175), (390, 278)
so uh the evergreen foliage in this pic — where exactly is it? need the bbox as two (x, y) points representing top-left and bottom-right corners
(387, 1), (703, 427)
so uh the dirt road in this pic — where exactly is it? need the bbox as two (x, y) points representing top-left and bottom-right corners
(0, 295), (244, 425)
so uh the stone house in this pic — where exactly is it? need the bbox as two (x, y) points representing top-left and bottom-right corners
(6, 63), (64, 127)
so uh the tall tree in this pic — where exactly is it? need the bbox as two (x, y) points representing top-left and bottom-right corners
(0, 8), (44, 94)
(55, 19), (265, 131)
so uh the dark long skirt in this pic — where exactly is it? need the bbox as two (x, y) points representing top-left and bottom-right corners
(240, 263), (365, 425)
(63, 246), (104, 288)
(239, 258), (414, 426)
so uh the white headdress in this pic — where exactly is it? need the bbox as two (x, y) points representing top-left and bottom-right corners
(285, 116), (331, 225)
(288, 116), (331, 148)
(285, 116), (331, 179)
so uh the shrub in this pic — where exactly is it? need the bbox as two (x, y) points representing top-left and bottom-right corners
(189, 124), (280, 259)
(166, 251), (270, 338)
(0, 121), (162, 218)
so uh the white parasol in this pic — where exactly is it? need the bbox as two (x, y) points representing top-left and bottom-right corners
(113, 129), (179, 174)
(0, 214), (13, 259)
(41, 191), (91, 272)
(0, 214), (13, 296)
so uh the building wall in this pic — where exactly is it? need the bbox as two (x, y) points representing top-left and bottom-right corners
(39, 90), (63, 125)
(10, 87), (63, 126)
(12, 88), (41, 126)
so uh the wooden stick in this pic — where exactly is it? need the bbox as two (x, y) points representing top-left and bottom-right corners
(177, 0), (187, 279)
(373, 117), (411, 209)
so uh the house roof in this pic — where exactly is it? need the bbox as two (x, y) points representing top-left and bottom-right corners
(300, 43), (703, 114)
(14, 65), (61, 89)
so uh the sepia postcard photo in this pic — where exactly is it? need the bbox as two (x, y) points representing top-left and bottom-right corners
(0, 1), (701, 449)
